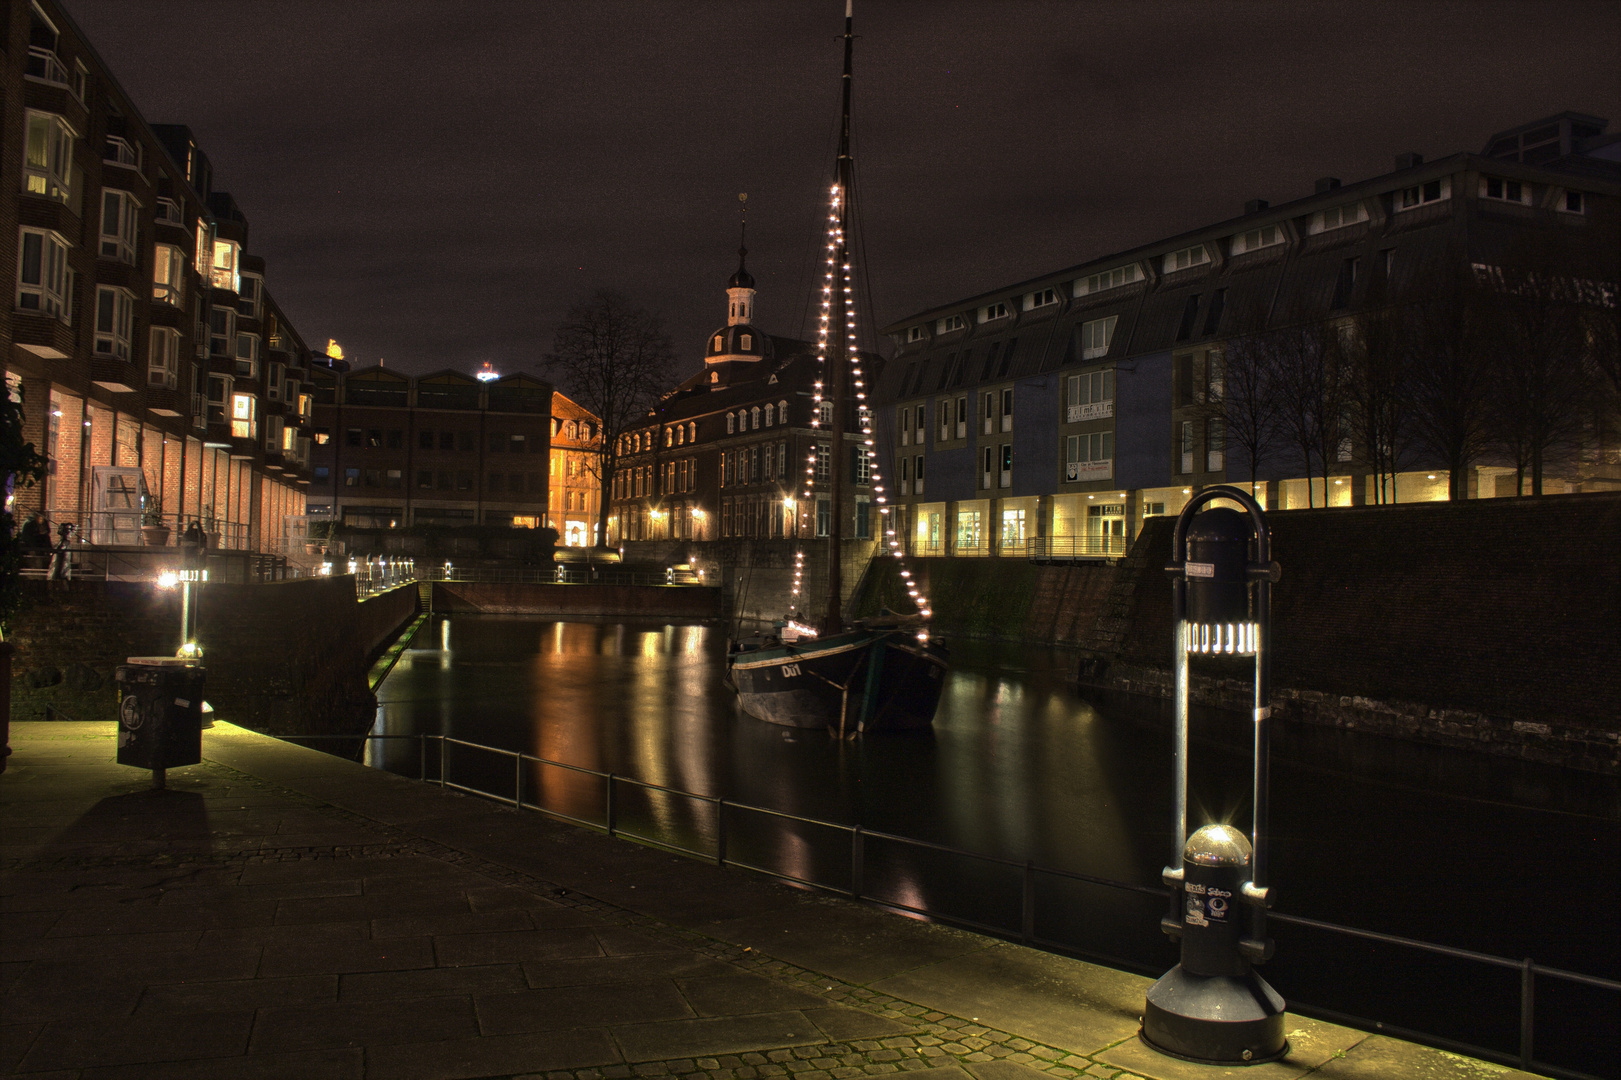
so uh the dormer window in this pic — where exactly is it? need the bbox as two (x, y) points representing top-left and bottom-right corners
(751, 406), (761, 429)
(1077, 263), (1144, 296)
(1396, 177), (1450, 210)
(1163, 245), (1210, 273)
(1480, 176), (1531, 205)
(1559, 189), (1585, 214)
(936, 314), (966, 334)
(1024, 288), (1059, 311)
(764, 404), (774, 426)
(907, 326), (926, 342)
(1309, 203), (1367, 234)
(980, 302), (1010, 323)
(779, 399), (788, 421)
(1230, 224), (1285, 255)
(726, 412), (735, 433)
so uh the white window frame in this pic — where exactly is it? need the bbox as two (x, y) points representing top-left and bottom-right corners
(1396, 176), (1451, 211)
(194, 220), (213, 277)
(907, 325), (926, 342)
(230, 391), (257, 439)
(1023, 287), (1059, 311)
(234, 332), (259, 379)
(16, 227), (70, 320)
(1080, 315), (1118, 360)
(1308, 202), (1368, 234)
(726, 412), (735, 434)
(153, 243), (186, 307)
(1479, 176), (1531, 205)
(154, 197), (183, 225)
(23, 110), (77, 205)
(1557, 189), (1585, 215)
(979, 301), (1010, 324)
(104, 135), (141, 171)
(1076, 263), (1143, 296)
(99, 189), (141, 264)
(936, 314), (967, 333)
(1163, 245), (1210, 273)
(211, 237), (241, 292)
(1230, 223), (1286, 255)
(1066, 370), (1115, 422)
(1064, 431), (1114, 482)
(237, 273), (262, 318)
(147, 326), (180, 389)
(94, 286), (135, 360)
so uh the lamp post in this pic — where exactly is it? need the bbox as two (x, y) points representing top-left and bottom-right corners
(1141, 485), (1285, 1065)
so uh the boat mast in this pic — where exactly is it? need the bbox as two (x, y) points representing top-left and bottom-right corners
(822, 0), (856, 634)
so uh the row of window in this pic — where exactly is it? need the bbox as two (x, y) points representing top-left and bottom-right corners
(726, 401), (791, 434)
(334, 428), (543, 453)
(319, 467), (547, 494)
(904, 177), (1590, 341)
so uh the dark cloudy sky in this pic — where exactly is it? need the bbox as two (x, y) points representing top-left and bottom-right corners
(62, 1), (1621, 379)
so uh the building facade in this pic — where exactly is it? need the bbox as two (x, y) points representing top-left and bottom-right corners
(875, 112), (1621, 558)
(608, 252), (880, 546)
(307, 367), (561, 531)
(548, 391), (602, 547)
(4, 0), (315, 553)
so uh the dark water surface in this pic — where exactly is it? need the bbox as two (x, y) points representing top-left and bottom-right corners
(369, 615), (1619, 1074)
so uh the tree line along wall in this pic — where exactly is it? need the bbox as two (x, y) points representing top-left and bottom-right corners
(1078, 492), (1621, 772)
(9, 578), (419, 737)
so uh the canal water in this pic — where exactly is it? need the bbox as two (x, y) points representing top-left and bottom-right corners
(368, 615), (1619, 1075)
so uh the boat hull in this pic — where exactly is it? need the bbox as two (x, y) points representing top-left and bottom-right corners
(730, 629), (948, 733)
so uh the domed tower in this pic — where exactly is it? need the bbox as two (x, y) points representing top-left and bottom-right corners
(705, 231), (771, 369)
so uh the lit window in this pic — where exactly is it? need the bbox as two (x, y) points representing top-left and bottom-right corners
(1163, 245), (1210, 273)
(1077, 263), (1143, 296)
(100, 190), (141, 264)
(16, 228), (69, 319)
(1080, 315), (1117, 360)
(211, 238), (241, 292)
(1230, 223), (1285, 255)
(153, 244), (186, 306)
(194, 220), (213, 277)
(713, 334), (723, 352)
(230, 392), (256, 439)
(23, 111), (76, 204)
(1396, 177), (1450, 210)
(1309, 203), (1367, 234)
(148, 327), (180, 389)
(94, 286), (135, 360)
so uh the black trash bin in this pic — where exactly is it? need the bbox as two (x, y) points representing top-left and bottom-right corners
(116, 657), (204, 788)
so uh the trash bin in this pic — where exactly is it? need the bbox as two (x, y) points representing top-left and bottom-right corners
(116, 657), (204, 788)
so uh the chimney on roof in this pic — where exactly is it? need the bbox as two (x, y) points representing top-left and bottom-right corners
(1244, 198), (1269, 215)
(1394, 152), (1423, 170)
(1315, 177), (1341, 193)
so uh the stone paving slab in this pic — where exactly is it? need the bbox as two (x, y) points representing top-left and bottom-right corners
(0, 723), (1550, 1080)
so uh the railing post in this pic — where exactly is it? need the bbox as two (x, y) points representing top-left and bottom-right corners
(715, 798), (727, 866)
(850, 825), (864, 900)
(438, 735), (446, 788)
(605, 773), (617, 837)
(1022, 860), (1035, 944)
(513, 753), (522, 810)
(418, 736), (425, 782)
(1520, 958), (1534, 1070)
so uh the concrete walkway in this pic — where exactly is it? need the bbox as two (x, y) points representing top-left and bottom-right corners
(2, 722), (1543, 1080)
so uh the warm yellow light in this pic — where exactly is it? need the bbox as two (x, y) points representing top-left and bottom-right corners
(155, 571), (179, 590)
(326, 339), (344, 361)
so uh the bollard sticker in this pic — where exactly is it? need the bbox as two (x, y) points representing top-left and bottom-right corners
(1185, 895), (1208, 926)
(1185, 561), (1215, 578)
(174, 699), (190, 708)
(120, 695), (143, 730)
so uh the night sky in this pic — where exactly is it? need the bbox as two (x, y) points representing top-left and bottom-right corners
(62, 1), (1621, 382)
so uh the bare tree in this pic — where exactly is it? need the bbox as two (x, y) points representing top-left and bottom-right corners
(1402, 277), (1497, 502)
(1266, 321), (1346, 507)
(543, 290), (677, 548)
(1345, 308), (1414, 504)
(1215, 316), (1283, 500)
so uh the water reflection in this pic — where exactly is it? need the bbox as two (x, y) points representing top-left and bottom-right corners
(375, 615), (1618, 981)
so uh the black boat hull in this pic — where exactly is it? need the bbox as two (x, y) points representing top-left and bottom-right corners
(729, 629), (948, 733)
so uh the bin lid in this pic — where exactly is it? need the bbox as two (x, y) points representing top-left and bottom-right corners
(124, 656), (201, 667)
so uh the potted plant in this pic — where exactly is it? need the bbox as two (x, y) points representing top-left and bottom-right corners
(141, 493), (171, 547)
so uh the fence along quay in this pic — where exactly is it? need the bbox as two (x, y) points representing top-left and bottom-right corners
(286, 731), (1620, 1080)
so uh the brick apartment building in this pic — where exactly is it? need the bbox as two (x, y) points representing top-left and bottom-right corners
(874, 112), (1621, 558)
(3, 0), (318, 554)
(608, 251), (881, 545)
(306, 366), (568, 533)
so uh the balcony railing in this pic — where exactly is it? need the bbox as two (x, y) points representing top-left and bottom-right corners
(1028, 534), (1127, 560)
(25, 47), (69, 86)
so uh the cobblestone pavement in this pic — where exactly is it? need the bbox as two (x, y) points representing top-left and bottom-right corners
(1, 724), (1543, 1080)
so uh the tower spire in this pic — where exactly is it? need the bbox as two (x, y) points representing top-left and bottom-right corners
(726, 192), (755, 326)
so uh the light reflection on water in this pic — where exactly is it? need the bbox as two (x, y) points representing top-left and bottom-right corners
(373, 615), (1618, 982)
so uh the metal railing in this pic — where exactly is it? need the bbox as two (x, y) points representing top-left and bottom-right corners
(421, 567), (706, 587)
(1027, 535), (1127, 560)
(283, 731), (1618, 1080)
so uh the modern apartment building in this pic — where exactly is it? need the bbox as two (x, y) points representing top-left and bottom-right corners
(306, 365), (564, 533)
(3, 0), (314, 552)
(608, 252), (881, 545)
(875, 112), (1621, 558)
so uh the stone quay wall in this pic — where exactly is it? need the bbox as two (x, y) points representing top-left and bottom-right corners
(430, 582), (722, 619)
(9, 577), (419, 738)
(850, 557), (1119, 646)
(1077, 493), (1621, 773)
(620, 539), (877, 626)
